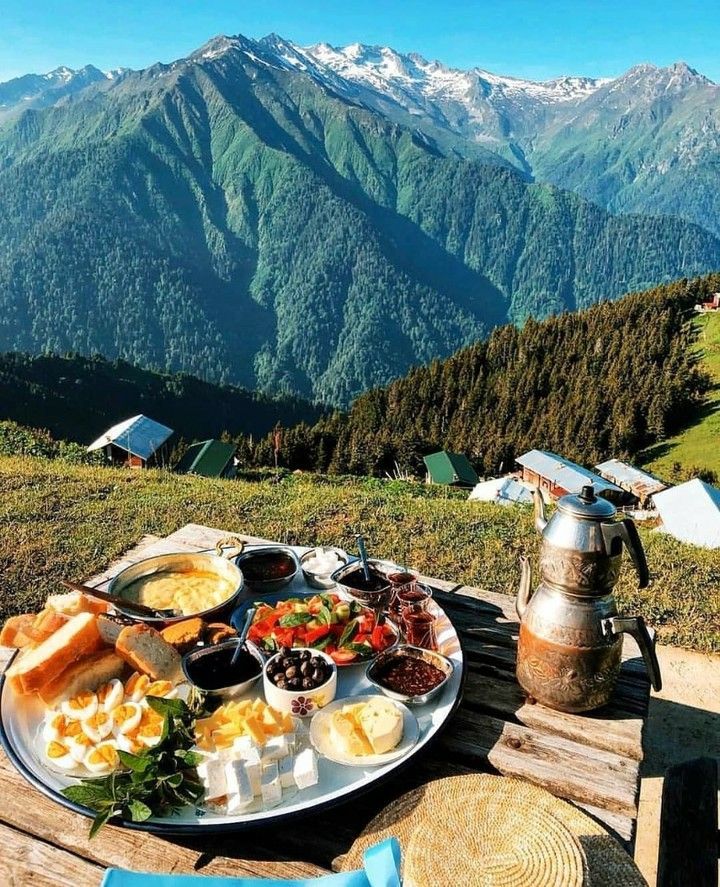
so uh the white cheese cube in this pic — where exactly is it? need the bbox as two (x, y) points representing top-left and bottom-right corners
(224, 760), (254, 813)
(278, 754), (295, 789)
(245, 759), (262, 795)
(196, 759), (227, 801)
(293, 748), (318, 790)
(260, 761), (282, 805)
(262, 735), (290, 762)
(228, 735), (255, 758)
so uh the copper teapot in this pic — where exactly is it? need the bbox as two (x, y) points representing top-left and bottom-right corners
(516, 485), (662, 712)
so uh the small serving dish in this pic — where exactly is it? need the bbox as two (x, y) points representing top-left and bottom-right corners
(235, 546), (299, 593)
(182, 638), (265, 699)
(262, 648), (337, 717)
(366, 644), (454, 705)
(299, 547), (349, 589)
(330, 558), (398, 612)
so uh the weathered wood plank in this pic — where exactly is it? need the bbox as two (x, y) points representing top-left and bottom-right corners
(439, 709), (640, 819)
(462, 670), (644, 760)
(0, 820), (105, 887)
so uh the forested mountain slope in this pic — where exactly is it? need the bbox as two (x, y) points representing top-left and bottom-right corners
(0, 353), (322, 445)
(237, 274), (720, 477)
(0, 35), (719, 405)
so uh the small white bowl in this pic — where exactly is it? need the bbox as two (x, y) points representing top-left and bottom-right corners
(262, 648), (337, 718)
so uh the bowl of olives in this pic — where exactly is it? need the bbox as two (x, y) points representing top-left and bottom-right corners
(262, 647), (337, 717)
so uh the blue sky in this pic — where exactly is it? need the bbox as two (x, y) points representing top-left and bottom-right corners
(0, 0), (717, 83)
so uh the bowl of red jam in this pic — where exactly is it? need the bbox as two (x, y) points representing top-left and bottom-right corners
(366, 644), (453, 705)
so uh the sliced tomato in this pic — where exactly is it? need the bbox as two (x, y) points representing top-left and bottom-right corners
(330, 649), (357, 664)
(371, 625), (385, 649)
(274, 627), (295, 648)
(306, 624), (331, 644)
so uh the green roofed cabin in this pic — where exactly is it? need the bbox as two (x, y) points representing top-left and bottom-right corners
(423, 451), (479, 488)
(176, 439), (236, 479)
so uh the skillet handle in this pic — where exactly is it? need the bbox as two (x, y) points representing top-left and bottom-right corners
(214, 536), (245, 559)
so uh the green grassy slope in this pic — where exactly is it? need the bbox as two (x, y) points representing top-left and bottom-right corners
(642, 311), (720, 480)
(1, 455), (717, 652)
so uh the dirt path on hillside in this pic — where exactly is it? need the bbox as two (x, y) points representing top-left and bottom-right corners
(634, 644), (720, 884)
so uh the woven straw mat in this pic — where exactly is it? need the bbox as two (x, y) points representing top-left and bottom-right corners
(337, 774), (647, 887)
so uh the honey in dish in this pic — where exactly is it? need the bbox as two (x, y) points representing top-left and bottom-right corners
(121, 570), (235, 616)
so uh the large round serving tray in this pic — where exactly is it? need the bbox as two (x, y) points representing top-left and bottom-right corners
(0, 545), (465, 834)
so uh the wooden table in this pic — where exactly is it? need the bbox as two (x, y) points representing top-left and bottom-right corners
(0, 523), (651, 885)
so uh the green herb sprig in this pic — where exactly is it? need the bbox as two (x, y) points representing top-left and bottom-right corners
(62, 694), (205, 837)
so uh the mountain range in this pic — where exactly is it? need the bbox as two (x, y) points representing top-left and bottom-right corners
(0, 33), (719, 406)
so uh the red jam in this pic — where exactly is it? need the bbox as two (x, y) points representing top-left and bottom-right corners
(375, 655), (446, 697)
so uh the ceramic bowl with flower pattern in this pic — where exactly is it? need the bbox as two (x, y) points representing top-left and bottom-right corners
(262, 648), (337, 718)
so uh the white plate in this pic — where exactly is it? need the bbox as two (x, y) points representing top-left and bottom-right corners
(0, 544), (464, 833)
(309, 695), (419, 767)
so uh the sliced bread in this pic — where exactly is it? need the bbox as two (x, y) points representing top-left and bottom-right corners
(38, 649), (127, 706)
(115, 624), (183, 682)
(0, 614), (37, 648)
(5, 612), (103, 694)
(46, 591), (109, 616)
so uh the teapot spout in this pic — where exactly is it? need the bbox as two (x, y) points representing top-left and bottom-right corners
(533, 487), (548, 533)
(516, 556), (533, 619)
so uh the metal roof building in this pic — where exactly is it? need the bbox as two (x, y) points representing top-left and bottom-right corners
(176, 439), (236, 479)
(468, 476), (534, 506)
(652, 479), (720, 548)
(423, 451), (479, 487)
(515, 449), (630, 504)
(595, 459), (667, 508)
(87, 415), (173, 467)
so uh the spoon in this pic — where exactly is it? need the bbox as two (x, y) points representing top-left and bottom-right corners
(61, 579), (182, 619)
(355, 534), (371, 582)
(231, 607), (256, 666)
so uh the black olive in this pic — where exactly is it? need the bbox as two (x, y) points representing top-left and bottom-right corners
(276, 677), (287, 690)
(302, 677), (314, 690)
(282, 657), (294, 669)
(285, 665), (298, 679)
(273, 671), (285, 686)
(310, 657), (324, 670)
(279, 646), (290, 658)
(288, 677), (301, 690)
(300, 661), (312, 676)
(299, 650), (311, 662)
(312, 668), (324, 683)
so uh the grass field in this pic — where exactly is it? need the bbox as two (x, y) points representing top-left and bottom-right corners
(642, 311), (720, 481)
(1, 455), (718, 652)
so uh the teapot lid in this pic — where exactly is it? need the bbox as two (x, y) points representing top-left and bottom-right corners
(557, 485), (616, 519)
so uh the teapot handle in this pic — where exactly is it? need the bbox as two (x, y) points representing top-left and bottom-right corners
(602, 519), (650, 588)
(604, 615), (662, 691)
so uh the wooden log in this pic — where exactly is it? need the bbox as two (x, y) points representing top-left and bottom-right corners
(439, 709), (640, 819)
(657, 757), (719, 887)
(0, 820), (105, 886)
(462, 670), (644, 760)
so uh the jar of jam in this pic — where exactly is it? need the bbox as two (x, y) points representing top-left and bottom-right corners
(403, 610), (438, 651)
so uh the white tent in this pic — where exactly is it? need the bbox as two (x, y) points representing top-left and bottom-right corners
(652, 478), (720, 549)
(469, 477), (534, 506)
(87, 415), (173, 461)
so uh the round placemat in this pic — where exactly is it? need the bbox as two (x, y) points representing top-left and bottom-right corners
(337, 774), (647, 887)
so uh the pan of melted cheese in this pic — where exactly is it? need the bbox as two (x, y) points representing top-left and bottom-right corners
(109, 552), (245, 621)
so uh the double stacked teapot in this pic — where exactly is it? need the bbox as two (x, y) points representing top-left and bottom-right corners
(516, 485), (662, 713)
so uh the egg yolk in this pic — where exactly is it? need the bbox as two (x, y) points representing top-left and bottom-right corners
(125, 673), (150, 699)
(46, 740), (71, 760)
(88, 745), (119, 767)
(145, 680), (173, 697)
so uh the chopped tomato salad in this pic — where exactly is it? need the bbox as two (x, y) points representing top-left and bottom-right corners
(246, 593), (396, 664)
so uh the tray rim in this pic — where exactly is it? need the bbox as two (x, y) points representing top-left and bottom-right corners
(0, 606), (466, 835)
